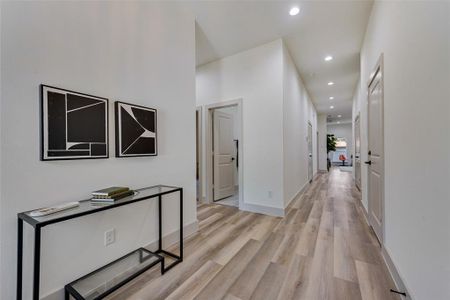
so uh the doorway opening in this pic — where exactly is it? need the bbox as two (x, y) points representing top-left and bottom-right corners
(204, 99), (243, 209)
(332, 137), (349, 166)
(327, 121), (353, 173)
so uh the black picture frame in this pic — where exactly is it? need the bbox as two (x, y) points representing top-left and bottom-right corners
(40, 85), (109, 161)
(114, 101), (158, 158)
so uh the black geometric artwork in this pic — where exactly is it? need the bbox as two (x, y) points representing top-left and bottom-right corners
(115, 101), (157, 157)
(40, 85), (109, 160)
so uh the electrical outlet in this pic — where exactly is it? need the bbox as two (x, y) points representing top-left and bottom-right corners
(104, 229), (115, 246)
(268, 191), (273, 199)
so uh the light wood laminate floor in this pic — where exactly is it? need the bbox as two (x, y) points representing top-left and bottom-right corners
(108, 168), (399, 300)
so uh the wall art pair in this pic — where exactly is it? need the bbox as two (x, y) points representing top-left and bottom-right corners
(40, 85), (157, 161)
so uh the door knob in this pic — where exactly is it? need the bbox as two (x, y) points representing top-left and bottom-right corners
(231, 157), (235, 161)
(364, 161), (372, 165)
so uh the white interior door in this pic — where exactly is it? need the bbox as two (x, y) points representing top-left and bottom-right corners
(213, 110), (234, 201)
(354, 115), (361, 190)
(308, 122), (313, 183)
(367, 62), (384, 242)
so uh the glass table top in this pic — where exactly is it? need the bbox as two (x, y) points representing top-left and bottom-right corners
(20, 185), (181, 226)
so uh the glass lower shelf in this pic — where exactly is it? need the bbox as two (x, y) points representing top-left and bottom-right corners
(66, 248), (163, 300)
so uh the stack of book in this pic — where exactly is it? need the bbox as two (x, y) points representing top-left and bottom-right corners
(91, 187), (133, 203)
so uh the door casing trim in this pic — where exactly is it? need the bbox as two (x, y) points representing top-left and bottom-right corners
(354, 112), (361, 191)
(196, 106), (203, 202)
(203, 99), (244, 210)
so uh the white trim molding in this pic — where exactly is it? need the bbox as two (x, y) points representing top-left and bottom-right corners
(381, 246), (413, 300)
(204, 98), (244, 210)
(285, 180), (309, 209)
(241, 202), (284, 217)
(196, 106), (203, 203)
(356, 198), (411, 299)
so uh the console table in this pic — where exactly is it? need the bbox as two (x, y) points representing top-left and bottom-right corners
(17, 185), (183, 300)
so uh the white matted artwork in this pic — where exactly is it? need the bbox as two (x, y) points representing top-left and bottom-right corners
(114, 101), (157, 157)
(40, 85), (109, 161)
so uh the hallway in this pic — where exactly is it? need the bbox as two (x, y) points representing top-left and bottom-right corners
(109, 168), (399, 300)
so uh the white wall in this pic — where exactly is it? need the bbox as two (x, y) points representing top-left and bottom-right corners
(327, 123), (353, 164)
(353, 2), (450, 299)
(282, 44), (318, 206)
(196, 39), (285, 211)
(317, 114), (328, 171)
(0, 2), (196, 299)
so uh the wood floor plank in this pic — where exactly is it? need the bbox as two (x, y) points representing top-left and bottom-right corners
(295, 216), (320, 256)
(210, 214), (262, 265)
(271, 231), (300, 266)
(195, 239), (262, 300)
(304, 237), (334, 300)
(109, 169), (399, 300)
(334, 277), (363, 300)
(165, 260), (222, 300)
(126, 214), (259, 299)
(227, 232), (285, 300)
(334, 227), (358, 283)
(276, 254), (311, 300)
(355, 260), (400, 300)
(250, 215), (281, 241)
(223, 294), (243, 300)
(249, 262), (287, 300)
(198, 212), (224, 231)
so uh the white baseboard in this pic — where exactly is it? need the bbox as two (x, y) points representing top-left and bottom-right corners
(245, 180), (311, 218)
(41, 220), (198, 300)
(355, 197), (411, 299)
(357, 199), (370, 226)
(241, 202), (284, 217)
(381, 246), (413, 300)
(284, 181), (309, 209)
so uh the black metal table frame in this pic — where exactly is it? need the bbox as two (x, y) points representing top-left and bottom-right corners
(64, 248), (162, 300)
(16, 185), (183, 300)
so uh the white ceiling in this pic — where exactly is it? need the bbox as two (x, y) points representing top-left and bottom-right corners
(186, 0), (373, 120)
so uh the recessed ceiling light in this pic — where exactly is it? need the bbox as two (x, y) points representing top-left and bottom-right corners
(289, 7), (300, 16)
(324, 55), (333, 61)
(329, 96), (334, 100)
(328, 81), (334, 86)
(330, 106), (334, 109)
(338, 114), (342, 118)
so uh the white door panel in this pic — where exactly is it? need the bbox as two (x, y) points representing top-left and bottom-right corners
(213, 110), (234, 201)
(369, 82), (383, 156)
(368, 62), (384, 243)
